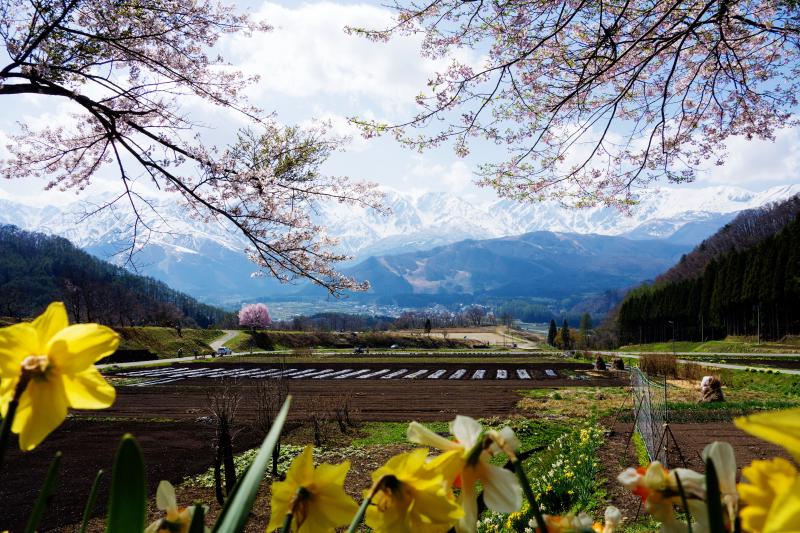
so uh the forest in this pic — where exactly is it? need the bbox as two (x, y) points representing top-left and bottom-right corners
(0, 225), (231, 327)
(617, 214), (800, 344)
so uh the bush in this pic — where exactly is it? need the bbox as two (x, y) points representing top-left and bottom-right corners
(677, 362), (710, 381)
(639, 353), (677, 377)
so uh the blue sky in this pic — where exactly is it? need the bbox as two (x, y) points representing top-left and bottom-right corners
(1, 0), (799, 207)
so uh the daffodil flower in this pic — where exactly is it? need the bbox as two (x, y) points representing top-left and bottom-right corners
(0, 302), (118, 450)
(703, 441), (738, 524)
(407, 416), (523, 533)
(735, 407), (800, 461)
(145, 480), (208, 533)
(738, 457), (800, 533)
(617, 461), (706, 532)
(267, 445), (358, 532)
(531, 505), (622, 533)
(365, 447), (463, 533)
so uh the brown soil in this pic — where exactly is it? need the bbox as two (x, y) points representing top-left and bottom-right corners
(599, 420), (793, 524)
(104, 362), (624, 422)
(0, 419), (263, 532)
(3, 362), (623, 531)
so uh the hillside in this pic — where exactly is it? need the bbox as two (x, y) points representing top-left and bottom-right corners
(0, 225), (232, 327)
(656, 194), (800, 283)
(616, 213), (800, 344)
(331, 231), (690, 305)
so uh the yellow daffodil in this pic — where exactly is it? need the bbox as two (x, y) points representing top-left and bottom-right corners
(145, 480), (208, 533)
(738, 457), (800, 533)
(532, 505), (621, 533)
(0, 302), (118, 450)
(267, 445), (358, 532)
(735, 408), (800, 461)
(365, 448), (462, 533)
(407, 416), (522, 533)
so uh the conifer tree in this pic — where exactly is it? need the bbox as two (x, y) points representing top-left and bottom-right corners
(579, 313), (592, 343)
(547, 319), (557, 346)
(561, 319), (572, 350)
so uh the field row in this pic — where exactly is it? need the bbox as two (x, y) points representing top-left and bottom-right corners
(118, 364), (563, 386)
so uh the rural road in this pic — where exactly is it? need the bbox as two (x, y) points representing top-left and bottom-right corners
(607, 352), (800, 375)
(210, 329), (239, 351)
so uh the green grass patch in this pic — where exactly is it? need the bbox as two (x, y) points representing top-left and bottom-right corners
(115, 326), (222, 358)
(517, 387), (630, 419)
(620, 336), (800, 354)
(351, 421), (450, 447)
(632, 431), (649, 467)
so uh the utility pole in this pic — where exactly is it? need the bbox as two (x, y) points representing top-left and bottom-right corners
(757, 303), (761, 345)
(668, 320), (676, 357)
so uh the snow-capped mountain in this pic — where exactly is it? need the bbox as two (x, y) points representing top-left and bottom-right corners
(0, 183), (797, 304)
(319, 184), (800, 256)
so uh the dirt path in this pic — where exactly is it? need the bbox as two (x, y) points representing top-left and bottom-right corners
(97, 330), (240, 369)
(210, 329), (239, 350)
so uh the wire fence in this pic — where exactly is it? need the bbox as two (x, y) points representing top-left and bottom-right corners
(631, 367), (668, 466)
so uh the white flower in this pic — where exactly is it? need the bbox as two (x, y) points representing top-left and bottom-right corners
(603, 506), (622, 533)
(408, 416), (523, 533)
(145, 480), (208, 533)
(702, 441), (738, 524)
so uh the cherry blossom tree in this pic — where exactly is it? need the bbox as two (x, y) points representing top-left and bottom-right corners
(238, 303), (272, 330)
(0, 0), (384, 293)
(348, 1), (800, 207)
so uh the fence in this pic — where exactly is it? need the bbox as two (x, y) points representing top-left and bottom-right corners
(630, 367), (669, 466)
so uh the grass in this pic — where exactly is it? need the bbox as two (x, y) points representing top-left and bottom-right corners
(350, 421), (449, 447)
(115, 326), (223, 357)
(517, 387), (630, 419)
(620, 335), (800, 354)
(631, 431), (649, 467)
(219, 329), (474, 351)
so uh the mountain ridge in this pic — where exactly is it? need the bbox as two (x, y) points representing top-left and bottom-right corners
(0, 184), (797, 304)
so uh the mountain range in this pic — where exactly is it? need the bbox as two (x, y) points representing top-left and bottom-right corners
(0, 184), (797, 305)
(336, 231), (690, 307)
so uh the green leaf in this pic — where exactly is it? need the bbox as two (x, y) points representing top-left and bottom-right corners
(512, 458), (548, 533)
(189, 504), (206, 533)
(79, 469), (103, 533)
(106, 434), (146, 533)
(705, 457), (726, 533)
(24, 451), (62, 533)
(213, 396), (291, 533)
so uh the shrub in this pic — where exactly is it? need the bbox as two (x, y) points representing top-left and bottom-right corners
(639, 353), (677, 377)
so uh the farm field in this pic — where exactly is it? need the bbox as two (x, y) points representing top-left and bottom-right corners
(3, 358), (799, 532)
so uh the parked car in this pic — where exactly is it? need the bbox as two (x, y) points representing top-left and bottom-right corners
(353, 346), (367, 354)
(216, 347), (232, 356)
(390, 344), (400, 349)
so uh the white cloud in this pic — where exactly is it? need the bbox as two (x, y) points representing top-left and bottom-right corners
(408, 155), (477, 192)
(224, 2), (477, 115)
(697, 127), (800, 185)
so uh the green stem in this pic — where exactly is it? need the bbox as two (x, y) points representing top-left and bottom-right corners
(79, 469), (104, 533)
(512, 459), (548, 533)
(674, 471), (693, 533)
(279, 512), (293, 533)
(0, 396), (19, 471)
(0, 371), (29, 471)
(346, 479), (384, 533)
